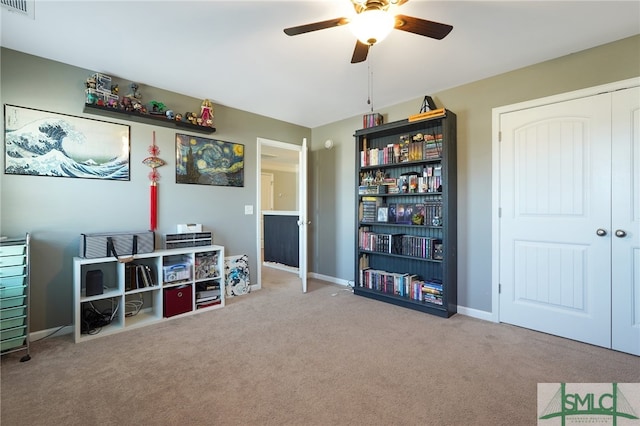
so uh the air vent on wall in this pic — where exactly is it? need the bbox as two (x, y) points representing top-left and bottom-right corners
(1, 0), (34, 19)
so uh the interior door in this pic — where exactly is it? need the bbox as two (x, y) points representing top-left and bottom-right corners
(498, 93), (613, 348)
(257, 137), (307, 292)
(298, 138), (308, 293)
(611, 87), (640, 355)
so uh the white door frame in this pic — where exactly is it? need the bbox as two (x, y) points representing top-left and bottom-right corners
(298, 138), (308, 293)
(256, 137), (306, 291)
(491, 77), (640, 323)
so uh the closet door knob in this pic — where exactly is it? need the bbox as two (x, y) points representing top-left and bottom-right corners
(615, 229), (627, 238)
(596, 228), (607, 236)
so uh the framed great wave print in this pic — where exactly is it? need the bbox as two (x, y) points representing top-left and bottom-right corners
(175, 133), (244, 187)
(4, 104), (131, 180)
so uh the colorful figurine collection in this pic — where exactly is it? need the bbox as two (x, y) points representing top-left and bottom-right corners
(85, 73), (214, 127)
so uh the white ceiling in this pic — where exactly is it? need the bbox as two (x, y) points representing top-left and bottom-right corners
(1, 1), (639, 128)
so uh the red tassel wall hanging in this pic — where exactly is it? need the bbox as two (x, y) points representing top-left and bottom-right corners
(142, 131), (166, 231)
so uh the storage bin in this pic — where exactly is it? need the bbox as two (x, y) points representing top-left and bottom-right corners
(0, 255), (26, 268)
(0, 285), (26, 299)
(0, 265), (26, 278)
(80, 230), (155, 259)
(0, 325), (27, 340)
(0, 295), (27, 309)
(0, 315), (26, 330)
(163, 263), (191, 283)
(0, 336), (26, 352)
(0, 275), (26, 287)
(163, 285), (192, 317)
(0, 306), (26, 320)
(0, 245), (25, 257)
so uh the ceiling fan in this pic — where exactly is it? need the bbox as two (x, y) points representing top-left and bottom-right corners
(283, 0), (453, 64)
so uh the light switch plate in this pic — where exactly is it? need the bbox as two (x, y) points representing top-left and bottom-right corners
(244, 205), (253, 215)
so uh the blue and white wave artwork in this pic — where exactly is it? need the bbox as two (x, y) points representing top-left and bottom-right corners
(5, 117), (129, 180)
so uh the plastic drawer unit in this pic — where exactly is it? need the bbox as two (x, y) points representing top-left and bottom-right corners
(0, 234), (31, 362)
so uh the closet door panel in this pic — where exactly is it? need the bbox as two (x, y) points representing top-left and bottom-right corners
(498, 93), (612, 348)
(611, 87), (640, 356)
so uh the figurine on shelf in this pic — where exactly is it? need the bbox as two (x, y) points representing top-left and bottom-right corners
(149, 100), (166, 115)
(86, 90), (98, 105)
(174, 113), (183, 122)
(165, 110), (175, 120)
(133, 101), (144, 113)
(121, 97), (133, 111)
(85, 76), (96, 89)
(200, 99), (214, 127)
(127, 83), (142, 100)
(185, 112), (197, 125)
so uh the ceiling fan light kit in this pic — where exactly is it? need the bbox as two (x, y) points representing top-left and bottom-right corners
(349, 9), (395, 45)
(283, 0), (453, 64)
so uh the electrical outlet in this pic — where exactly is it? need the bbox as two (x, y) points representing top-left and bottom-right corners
(244, 205), (253, 215)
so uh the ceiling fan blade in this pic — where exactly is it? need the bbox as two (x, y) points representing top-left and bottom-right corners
(284, 17), (349, 36)
(394, 14), (453, 40)
(351, 40), (370, 64)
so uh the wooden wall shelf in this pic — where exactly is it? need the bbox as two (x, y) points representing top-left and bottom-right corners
(83, 104), (216, 134)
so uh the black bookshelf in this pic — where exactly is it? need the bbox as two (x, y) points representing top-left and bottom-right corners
(354, 111), (457, 317)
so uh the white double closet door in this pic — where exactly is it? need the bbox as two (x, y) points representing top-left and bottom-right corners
(496, 82), (639, 356)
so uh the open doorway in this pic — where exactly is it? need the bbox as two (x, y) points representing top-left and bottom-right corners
(256, 138), (306, 291)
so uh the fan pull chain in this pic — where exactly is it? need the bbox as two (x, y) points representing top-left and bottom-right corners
(367, 53), (374, 112)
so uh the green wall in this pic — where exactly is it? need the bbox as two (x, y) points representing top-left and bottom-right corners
(0, 48), (311, 332)
(2, 34), (639, 332)
(311, 34), (640, 313)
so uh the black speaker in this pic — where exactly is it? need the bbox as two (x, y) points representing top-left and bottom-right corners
(86, 270), (104, 296)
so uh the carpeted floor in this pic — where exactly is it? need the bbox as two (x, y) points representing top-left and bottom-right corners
(1, 267), (638, 425)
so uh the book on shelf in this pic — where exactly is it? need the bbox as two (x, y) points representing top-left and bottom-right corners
(363, 113), (383, 128)
(359, 129), (444, 167)
(196, 299), (221, 309)
(125, 263), (155, 291)
(399, 136), (410, 162)
(421, 279), (444, 305)
(432, 239), (444, 260)
(395, 204), (413, 225)
(360, 196), (381, 223)
(424, 201), (443, 226)
(423, 134), (443, 159)
(196, 289), (220, 299)
(196, 294), (220, 304)
(140, 265), (154, 287)
(196, 281), (219, 291)
(377, 206), (389, 223)
(412, 203), (425, 225)
(358, 268), (424, 300)
(387, 204), (397, 223)
(399, 235), (434, 259)
(359, 254), (369, 270)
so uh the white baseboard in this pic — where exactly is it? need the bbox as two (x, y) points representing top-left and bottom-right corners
(310, 273), (495, 322)
(309, 272), (352, 288)
(456, 306), (495, 322)
(262, 261), (298, 273)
